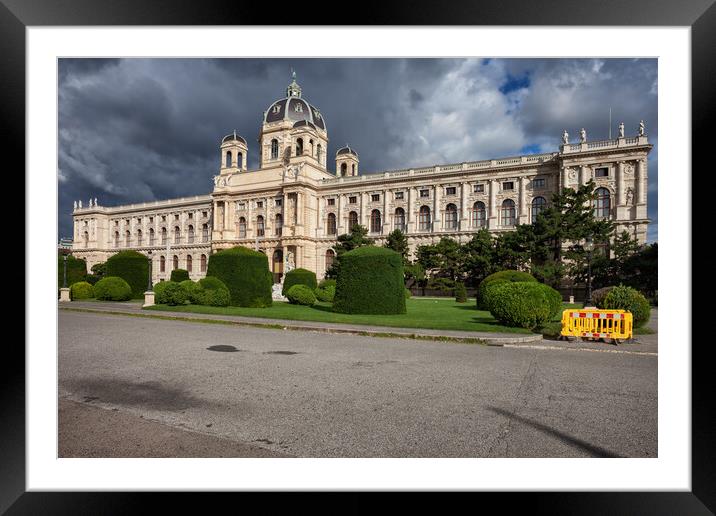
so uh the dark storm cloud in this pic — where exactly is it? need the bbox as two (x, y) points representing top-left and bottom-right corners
(58, 58), (658, 241)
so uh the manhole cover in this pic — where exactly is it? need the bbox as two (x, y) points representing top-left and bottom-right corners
(207, 345), (241, 352)
(263, 350), (299, 355)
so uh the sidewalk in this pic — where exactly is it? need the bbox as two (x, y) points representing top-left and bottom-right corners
(60, 300), (543, 346)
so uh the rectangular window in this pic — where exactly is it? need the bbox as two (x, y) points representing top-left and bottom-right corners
(445, 187), (456, 196)
(188, 213), (193, 219)
(275, 199), (282, 207)
(371, 194), (380, 202)
(175, 214), (179, 220)
(394, 191), (404, 200)
(420, 189), (429, 198)
(202, 211), (207, 218)
(533, 178), (545, 188)
(503, 181), (514, 191)
(595, 167), (609, 177)
(161, 216), (166, 222)
(474, 184), (484, 193)
(256, 201), (263, 208)
(238, 202), (245, 210)
(349, 196), (357, 204)
(327, 198), (335, 206)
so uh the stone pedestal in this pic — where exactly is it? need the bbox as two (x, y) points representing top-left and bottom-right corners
(143, 290), (155, 307)
(272, 282), (287, 301)
(59, 288), (71, 302)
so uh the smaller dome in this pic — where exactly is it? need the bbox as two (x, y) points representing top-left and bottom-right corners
(336, 145), (358, 157)
(222, 131), (247, 145)
(293, 120), (317, 130)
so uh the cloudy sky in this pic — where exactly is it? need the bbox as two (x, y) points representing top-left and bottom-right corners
(58, 58), (658, 242)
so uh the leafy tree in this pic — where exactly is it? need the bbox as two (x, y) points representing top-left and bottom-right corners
(462, 228), (495, 286)
(91, 262), (106, 278)
(384, 229), (410, 263)
(492, 231), (529, 271)
(325, 224), (373, 279)
(416, 237), (464, 282)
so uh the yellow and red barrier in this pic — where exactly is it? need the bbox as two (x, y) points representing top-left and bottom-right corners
(560, 309), (633, 341)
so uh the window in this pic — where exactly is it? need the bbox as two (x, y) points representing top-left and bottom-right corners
(275, 214), (283, 236)
(419, 206), (431, 231)
(173, 255), (179, 270)
(186, 254), (192, 272)
(445, 204), (458, 229)
(83, 231), (89, 248)
(317, 144), (322, 163)
(340, 163), (347, 176)
(115, 221), (119, 226)
(327, 198), (335, 206)
(394, 191), (404, 200)
(446, 187), (457, 196)
(149, 217), (153, 223)
(257, 216), (265, 237)
(161, 216), (166, 222)
(271, 139), (279, 159)
(472, 201), (486, 227)
(160, 255), (166, 273)
(370, 209), (382, 233)
(174, 226), (180, 244)
(238, 217), (247, 238)
(200, 254), (207, 272)
(175, 214), (179, 221)
(349, 196), (357, 204)
(503, 181), (514, 191)
(371, 194), (380, 202)
(474, 184), (484, 193)
(202, 223), (209, 242)
(327, 213), (337, 235)
(137, 229), (142, 246)
(187, 225), (194, 243)
(202, 211), (207, 218)
(420, 189), (429, 198)
(501, 199), (516, 226)
(188, 213), (193, 219)
(595, 167), (609, 178)
(531, 197), (547, 222)
(149, 228), (155, 245)
(594, 188), (611, 218)
(125, 231), (131, 247)
(237, 152), (243, 169)
(225, 150), (232, 168)
(533, 178), (546, 189)
(348, 211), (358, 231)
(256, 201), (263, 209)
(352, 164), (356, 175)
(275, 199), (282, 207)
(394, 207), (406, 232)
(161, 227), (167, 245)
(296, 138), (304, 156)
(325, 249), (336, 271)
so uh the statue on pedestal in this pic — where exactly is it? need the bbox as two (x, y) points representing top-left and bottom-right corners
(638, 120), (645, 136)
(562, 129), (569, 145)
(580, 128), (587, 143)
(618, 122), (625, 138)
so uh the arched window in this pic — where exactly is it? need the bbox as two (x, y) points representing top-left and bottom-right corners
(271, 139), (279, 159)
(202, 223), (208, 242)
(445, 203), (458, 230)
(186, 254), (192, 272)
(472, 201), (486, 228)
(83, 231), (89, 248)
(238, 217), (247, 238)
(352, 164), (356, 176)
(174, 226), (180, 244)
(309, 139), (314, 157)
(200, 254), (207, 272)
(501, 199), (516, 227)
(160, 255), (166, 273)
(348, 211), (358, 231)
(125, 230), (131, 247)
(296, 138), (304, 156)
(275, 214), (283, 236)
(149, 228), (155, 245)
(370, 209), (382, 233)
(237, 152), (243, 169)
(187, 225), (194, 243)
(137, 229), (142, 246)
(225, 150), (232, 168)
(594, 188), (611, 219)
(256, 215), (265, 237)
(327, 213), (337, 235)
(419, 206), (431, 231)
(341, 163), (347, 177)
(114, 231), (119, 248)
(531, 197), (547, 222)
(317, 144), (322, 163)
(173, 255), (179, 270)
(325, 249), (335, 271)
(394, 207), (406, 232)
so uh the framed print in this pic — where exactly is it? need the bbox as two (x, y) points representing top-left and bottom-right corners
(6, 0), (712, 512)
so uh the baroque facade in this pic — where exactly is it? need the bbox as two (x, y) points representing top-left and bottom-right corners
(71, 75), (652, 284)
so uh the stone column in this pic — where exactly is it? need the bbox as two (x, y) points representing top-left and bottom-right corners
(616, 161), (625, 205)
(519, 176), (527, 224)
(562, 167), (570, 190)
(337, 194), (344, 233)
(636, 159), (646, 205)
(407, 187), (415, 233)
(433, 184), (441, 231)
(383, 189), (390, 233)
(360, 192), (367, 227)
(488, 179), (497, 229)
(296, 191), (303, 227)
(460, 182), (468, 230)
(579, 165), (589, 186)
(247, 198), (253, 238)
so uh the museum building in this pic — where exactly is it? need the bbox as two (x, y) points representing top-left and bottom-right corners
(71, 75), (652, 284)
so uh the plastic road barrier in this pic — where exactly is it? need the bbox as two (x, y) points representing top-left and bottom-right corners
(560, 309), (633, 343)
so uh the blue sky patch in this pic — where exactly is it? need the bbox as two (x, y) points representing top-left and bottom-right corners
(499, 73), (530, 95)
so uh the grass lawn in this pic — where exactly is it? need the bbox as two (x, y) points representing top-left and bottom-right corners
(145, 298), (535, 334)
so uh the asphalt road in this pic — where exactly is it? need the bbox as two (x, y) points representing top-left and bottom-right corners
(58, 311), (657, 458)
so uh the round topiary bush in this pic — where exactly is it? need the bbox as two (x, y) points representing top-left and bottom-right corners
(282, 268), (318, 296)
(153, 280), (176, 304)
(161, 282), (188, 306)
(189, 276), (231, 307)
(488, 281), (562, 330)
(206, 246), (272, 307)
(477, 270), (537, 310)
(592, 286), (616, 308)
(454, 281), (467, 303)
(106, 250), (149, 299)
(333, 247), (406, 315)
(94, 276), (132, 301)
(602, 285), (651, 328)
(286, 284), (316, 306)
(314, 284), (336, 303)
(179, 280), (200, 300)
(170, 269), (190, 283)
(58, 254), (87, 288)
(70, 281), (94, 300)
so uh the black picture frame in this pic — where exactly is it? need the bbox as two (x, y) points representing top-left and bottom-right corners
(5, 0), (710, 513)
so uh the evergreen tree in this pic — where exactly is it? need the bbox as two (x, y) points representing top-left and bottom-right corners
(324, 224), (373, 279)
(462, 228), (495, 286)
(384, 229), (410, 263)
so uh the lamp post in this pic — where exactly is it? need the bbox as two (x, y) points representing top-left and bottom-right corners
(147, 250), (153, 291)
(583, 236), (594, 307)
(63, 254), (68, 288)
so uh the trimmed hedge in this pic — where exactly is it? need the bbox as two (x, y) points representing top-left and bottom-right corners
(454, 282), (467, 303)
(314, 284), (336, 303)
(106, 250), (149, 299)
(70, 281), (94, 300)
(171, 269), (190, 283)
(162, 282), (188, 306)
(206, 246), (272, 307)
(94, 276), (132, 301)
(602, 285), (651, 328)
(488, 281), (562, 330)
(477, 270), (537, 310)
(153, 280), (175, 304)
(188, 276), (231, 307)
(84, 274), (101, 285)
(282, 268), (318, 296)
(333, 247), (406, 315)
(286, 284), (316, 306)
(58, 254), (87, 288)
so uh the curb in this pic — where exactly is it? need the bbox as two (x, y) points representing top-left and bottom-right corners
(59, 306), (543, 346)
